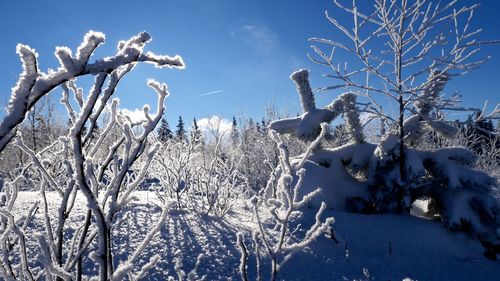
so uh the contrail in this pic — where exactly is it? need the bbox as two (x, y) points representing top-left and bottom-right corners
(196, 90), (224, 97)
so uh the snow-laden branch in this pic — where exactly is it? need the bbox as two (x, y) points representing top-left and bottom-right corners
(239, 125), (333, 281)
(0, 30), (184, 152)
(308, 0), (499, 132)
(270, 69), (363, 143)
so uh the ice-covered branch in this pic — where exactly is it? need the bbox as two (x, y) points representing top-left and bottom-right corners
(0, 30), (185, 153)
(290, 69), (315, 112)
(239, 125), (333, 281)
(309, 0), (499, 133)
(270, 69), (361, 141)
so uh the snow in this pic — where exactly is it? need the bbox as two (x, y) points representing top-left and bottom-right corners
(291, 143), (375, 210)
(424, 147), (495, 190)
(290, 69), (316, 112)
(403, 114), (422, 143)
(427, 120), (459, 139)
(269, 69), (356, 141)
(341, 93), (364, 143)
(1, 24), (498, 281)
(374, 134), (400, 163)
(269, 108), (340, 140)
(75, 30), (105, 65)
(10, 191), (500, 280)
(286, 210), (498, 281)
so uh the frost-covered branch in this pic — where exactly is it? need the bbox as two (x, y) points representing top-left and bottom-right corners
(309, 0), (499, 132)
(238, 125), (334, 281)
(270, 69), (363, 142)
(0, 31), (184, 281)
(0, 30), (184, 153)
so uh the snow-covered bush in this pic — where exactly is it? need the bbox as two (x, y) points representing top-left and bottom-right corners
(151, 139), (196, 208)
(308, 0), (500, 203)
(419, 123), (500, 185)
(151, 134), (247, 217)
(270, 64), (500, 258)
(276, 0), (500, 250)
(0, 31), (184, 280)
(190, 139), (247, 217)
(237, 124), (334, 281)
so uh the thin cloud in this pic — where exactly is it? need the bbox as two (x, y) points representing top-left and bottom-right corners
(195, 90), (224, 97)
(231, 22), (277, 54)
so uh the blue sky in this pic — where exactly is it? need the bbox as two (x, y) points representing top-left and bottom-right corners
(0, 0), (499, 127)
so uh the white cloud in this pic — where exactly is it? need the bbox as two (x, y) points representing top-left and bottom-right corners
(121, 108), (147, 123)
(197, 115), (232, 141)
(232, 22), (276, 54)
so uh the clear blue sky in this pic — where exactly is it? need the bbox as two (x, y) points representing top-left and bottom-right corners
(0, 0), (499, 125)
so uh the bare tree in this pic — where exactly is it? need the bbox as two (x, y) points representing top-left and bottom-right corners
(308, 0), (500, 208)
(0, 31), (185, 280)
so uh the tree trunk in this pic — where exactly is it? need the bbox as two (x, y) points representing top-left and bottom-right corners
(76, 209), (92, 281)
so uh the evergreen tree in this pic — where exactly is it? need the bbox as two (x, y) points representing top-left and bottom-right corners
(230, 116), (239, 147)
(158, 118), (173, 143)
(260, 118), (267, 135)
(466, 112), (497, 155)
(190, 117), (203, 145)
(248, 118), (255, 131)
(176, 115), (187, 142)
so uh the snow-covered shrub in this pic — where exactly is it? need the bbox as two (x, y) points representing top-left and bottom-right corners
(270, 65), (500, 258)
(282, 0), (500, 253)
(151, 134), (247, 217)
(237, 124), (334, 281)
(189, 139), (247, 217)
(0, 31), (184, 280)
(151, 139), (197, 208)
(420, 123), (500, 185)
(237, 117), (279, 192)
(308, 0), (499, 201)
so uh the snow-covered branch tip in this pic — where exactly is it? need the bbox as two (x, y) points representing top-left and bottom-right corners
(118, 31), (185, 69)
(291, 69), (316, 112)
(7, 44), (38, 116)
(75, 30), (105, 65)
(270, 70), (363, 142)
(15, 44), (39, 87)
(147, 79), (169, 98)
(117, 31), (150, 52)
(0, 30), (184, 154)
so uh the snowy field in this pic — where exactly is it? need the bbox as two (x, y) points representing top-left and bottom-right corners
(1, 1), (499, 280)
(12, 191), (499, 281)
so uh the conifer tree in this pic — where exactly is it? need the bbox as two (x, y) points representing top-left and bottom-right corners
(466, 112), (496, 155)
(176, 115), (187, 142)
(158, 117), (173, 143)
(260, 118), (267, 135)
(248, 118), (255, 132)
(230, 116), (239, 147)
(190, 117), (203, 145)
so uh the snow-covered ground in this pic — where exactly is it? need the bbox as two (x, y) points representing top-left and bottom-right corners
(13, 191), (499, 280)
